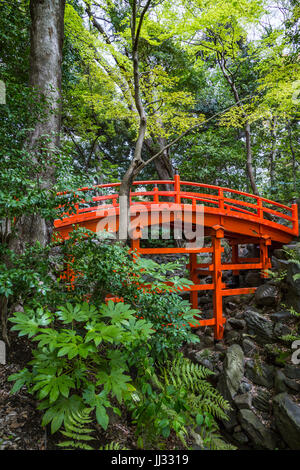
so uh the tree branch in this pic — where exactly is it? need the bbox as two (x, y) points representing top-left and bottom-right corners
(134, 0), (152, 51)
(138, 95), (256, 172)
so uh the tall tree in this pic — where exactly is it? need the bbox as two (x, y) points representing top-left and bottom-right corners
(14, 0), (66, 251)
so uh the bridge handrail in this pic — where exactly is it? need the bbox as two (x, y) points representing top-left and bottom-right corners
(55, 175), (298, 236)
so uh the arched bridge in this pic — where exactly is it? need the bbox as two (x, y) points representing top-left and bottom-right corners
(54, 174), (299, 340)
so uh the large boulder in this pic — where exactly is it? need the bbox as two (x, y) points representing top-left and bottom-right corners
(232, 431), (249, 445)
(286, 261), (300, 312)
(270, 310), (294, 322)
(284, 364), (300, 380)
(273, 393), (300, 450)
(227, 318), (246, 330)
(273, 248), (286, 260)
(224, 330), (242, 346)
(244, 271), (262, 287)
(255, 283), (280, 307)
(273, 369), (300, 393)
(245, 360), (274, 389)
(234, 393), (252, 410)
(242, 338), (258, 357)
(238, 409), (275, 450)
(217, 344), (244, 430)
(273, 322), (292, 340)
(274, 370), (290, 394)
(272, 256), (290, 271)
(252, 389), (272, 413)
(244, 307), (291, 345)
(244, 307), (275, 344)
(220, 344), (245, 398)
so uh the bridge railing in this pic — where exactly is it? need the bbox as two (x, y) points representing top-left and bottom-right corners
(55, 174), (298, 236)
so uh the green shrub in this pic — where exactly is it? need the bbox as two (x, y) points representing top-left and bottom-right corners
(8, 301), (154, 434)
(60, 228), (200, 353)
(127, 353), (233, 449)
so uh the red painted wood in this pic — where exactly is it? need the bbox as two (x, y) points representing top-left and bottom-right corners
(55, 174), (298, 341)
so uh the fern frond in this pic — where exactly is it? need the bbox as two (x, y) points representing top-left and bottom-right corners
(99, 441), (128, 450)
(199, 428), (237, 450)
(57, 407), (94, 450)
(158, 353), (231, 420)
(157, 353), (233, 449)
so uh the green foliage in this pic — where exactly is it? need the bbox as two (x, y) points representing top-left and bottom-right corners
(264, 343), (291, 366)
(264, 268), (287, 284)
(57, 407), (95, 450)
(128, 353), (232, 449)
(57, 405), (129, 450)
(8, 301), (153, 434)
(61, 228), (200, 353)
(0, 243), (52, 300)
(99, 442), (128, 450)
(286, 248), (300, 283)
(160, 354), (230, 421)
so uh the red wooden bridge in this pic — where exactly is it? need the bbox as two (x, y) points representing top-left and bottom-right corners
(54, 174), (298, 340)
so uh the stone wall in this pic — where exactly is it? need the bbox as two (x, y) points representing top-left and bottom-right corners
(187, 278), (300, 450)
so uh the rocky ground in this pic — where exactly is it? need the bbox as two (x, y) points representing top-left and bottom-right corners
(185, 240), (300, 450)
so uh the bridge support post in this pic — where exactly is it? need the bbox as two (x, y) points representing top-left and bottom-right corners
(189, 253), (198, 309)
(212, 225), (225, 340)
(260, 235), (271, 278)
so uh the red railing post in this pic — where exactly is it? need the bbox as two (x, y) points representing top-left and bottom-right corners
(153, 184), (159, 203)
(212, 225), (225, 340)
(292, 203), (299, 236)
(257, 197), (263, 220)
(218, 189), (224, 211)
(174, 170), (181, 204)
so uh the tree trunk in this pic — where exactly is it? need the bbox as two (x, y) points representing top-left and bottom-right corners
(154, 136), (174, 181)
(245, 121), (259, 196)
(288, 123), (297, 193)
(145, 136), (174, 189)
(269, 119), (277, 188)
(14, 0), (66, 251)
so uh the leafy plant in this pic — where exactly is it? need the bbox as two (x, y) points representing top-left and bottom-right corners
(128, 353), (232, 449)
(99, 442), (129, 450)
(264, 268), (287, 283)
(57, 407), (95, 450)
(61, 228), (200, 353)
(264, 343), (291, 366)
(8, 301), (154, 434)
